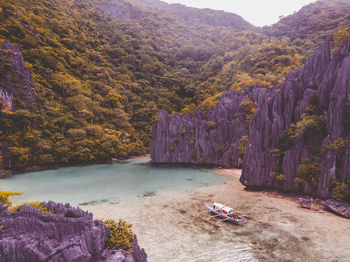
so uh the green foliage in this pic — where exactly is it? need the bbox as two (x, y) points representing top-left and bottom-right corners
(294, 114), (325, 137)
(238, 136), (248, 159)
(296, 158), (321, 188)
(174, 137), (180, 145)
(0, 189), (22, 206)
(197, 93), (222, 113)
(206, 121), (216, 131)
(216, 145), (226, 153)
(263, 0), (350, 56)
(322, 137), (349, 153)
(104, 219), (134, 252)
(276, 174), (287, 182)
(330, 179), (350, 203)
(0, 0), (346, 171)
(199, 154), (205, 165)
(169, 146), (175, 152)
(192, 148), (197, 160)
(239, 98), (256, 122)
(278, 129), (294, 152)
(334, 26), (350, 49)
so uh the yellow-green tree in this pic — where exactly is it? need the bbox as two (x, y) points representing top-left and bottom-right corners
(104, 219), (134, 252)
(334, 26), (350, 49)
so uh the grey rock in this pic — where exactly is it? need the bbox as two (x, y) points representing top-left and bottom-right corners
(151, 37), (350, 200)
(0, 40), (35, 110)
(0, 201), (147, 262)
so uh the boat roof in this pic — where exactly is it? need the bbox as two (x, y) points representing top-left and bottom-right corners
(213, 202), (232, 212)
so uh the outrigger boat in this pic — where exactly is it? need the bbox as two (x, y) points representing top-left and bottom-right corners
(199, 202), (248, 226)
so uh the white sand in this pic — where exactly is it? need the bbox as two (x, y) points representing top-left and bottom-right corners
(87, 169), (350, 262)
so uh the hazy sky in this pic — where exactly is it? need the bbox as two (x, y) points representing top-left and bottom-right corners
(162, 0), (318, 27)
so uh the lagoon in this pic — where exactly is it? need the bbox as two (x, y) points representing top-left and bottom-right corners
(0, 157), (229, 206)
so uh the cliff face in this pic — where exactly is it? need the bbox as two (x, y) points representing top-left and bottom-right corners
(241, 39), (350, 198)
(0, 40), (35, 170)
(0, 40), (34, 110)
(151, 39), (350, 199)
(0, 201), (147, 262)
(150, 88), (263, 167)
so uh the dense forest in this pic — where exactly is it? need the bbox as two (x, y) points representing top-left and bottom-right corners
(0, 0), (349, 170)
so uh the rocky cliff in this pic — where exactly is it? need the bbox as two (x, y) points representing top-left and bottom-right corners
(0, 201), (147, 262)
(0, 40), (35, 170)
(150, 88), (262, 167)
(151, 38), (350, 199)
(0, 40), (34, 110)
(241, 38), (350, 198)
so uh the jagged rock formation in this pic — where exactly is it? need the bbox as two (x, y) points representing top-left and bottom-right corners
(0, 201), (147, 262)
(0, 40), (34, 110)
(241, 38), (350, 198)
(323, 199), (350, 218)
(150, 88), (262, 167)
(151, 38), (350, 200)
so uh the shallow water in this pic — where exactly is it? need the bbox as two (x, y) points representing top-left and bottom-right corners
(0, 157), (228, 206)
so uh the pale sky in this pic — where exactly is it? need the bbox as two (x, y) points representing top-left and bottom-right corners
(162, 0), (318, 27)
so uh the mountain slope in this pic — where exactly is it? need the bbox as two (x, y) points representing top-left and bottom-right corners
(263, 0), (350, 56)
(1, 0), (349, 171)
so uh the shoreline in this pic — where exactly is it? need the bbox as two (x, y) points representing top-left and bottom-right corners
(87, 168), (350, 262)
(215, 168), (350, 219)
(0, 154), (150, 178)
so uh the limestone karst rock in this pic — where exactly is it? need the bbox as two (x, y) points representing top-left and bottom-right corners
(0, 201), (147, 262)
(151, 38), (350, 199)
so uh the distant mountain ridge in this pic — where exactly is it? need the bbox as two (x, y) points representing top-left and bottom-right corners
(99, 0), (255, 31)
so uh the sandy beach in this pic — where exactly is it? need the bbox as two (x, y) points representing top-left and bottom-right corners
(87, 169), (350, 262)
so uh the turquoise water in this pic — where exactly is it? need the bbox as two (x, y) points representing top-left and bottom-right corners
(0, 157), (228, 206)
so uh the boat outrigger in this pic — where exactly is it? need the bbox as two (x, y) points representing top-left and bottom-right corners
(199, 202), (248, 226)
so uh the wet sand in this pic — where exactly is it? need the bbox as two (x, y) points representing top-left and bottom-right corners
(88, 169), (350, 262)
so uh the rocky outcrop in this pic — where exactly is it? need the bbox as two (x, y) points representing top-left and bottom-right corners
(241, 38), (350, 198)
(151, 37), (350, 200)
(0, 201), (147, 262)
(323, 199), (350, 218)
(150, 88), (263, 167)
(0, 40), (35, 169)
(0, 40), (34, 110)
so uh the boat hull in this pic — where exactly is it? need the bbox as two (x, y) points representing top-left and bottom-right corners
(204, 203), (245, 223)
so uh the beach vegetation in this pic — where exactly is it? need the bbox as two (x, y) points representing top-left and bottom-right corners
(0, 189), (21, 206)
(103, 219), (134, 252)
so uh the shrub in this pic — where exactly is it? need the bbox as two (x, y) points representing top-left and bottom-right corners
(330, 179), (350, 203)
(239, 98), (256, 122)
(197, 93), (222, 113)
(278, 129), (293, 152)
(238, 136), (248, 159)
(169, 146), (175, 152)
(293, 177), (307, 185)
(276, 174), (287, 182)
(334, 26), (350, 49)
(206, 121), (216, 131)
(174, 137), (180, 145)
(322, 137), (349, 153)
(296, 158), (321, 187)
(192, 148), (197, 160)
(104, 219), (134, 252)
(199, 154), (205, 164)
(0, 189), (22, 206)
(216, 145), (226, 153)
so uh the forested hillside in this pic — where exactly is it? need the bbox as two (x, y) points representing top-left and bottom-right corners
(0, 0), (349, 170)
(263, 0), (350, 56)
